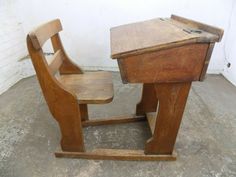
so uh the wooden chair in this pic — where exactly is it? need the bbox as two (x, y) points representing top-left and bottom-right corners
(27, 19), (146, 160)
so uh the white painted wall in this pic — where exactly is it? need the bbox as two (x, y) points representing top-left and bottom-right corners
(0, 0), (235, 95)
(0, 0), (34, 94)
(16, 0), (232, 72)
(222, 1), (236, 86)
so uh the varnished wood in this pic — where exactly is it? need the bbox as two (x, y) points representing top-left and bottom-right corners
(80, 104), (89, 121)
(57, 72), (114, 104)
(171, 15), (224, 41)
(51, 33), (84, 74)
(27, 35), (85, 152)
(49, 50), (64, 75)
(27, 19), (114, 154)
(110, 15), (222, 59)
(145, 82), (191, 154)
(82, 115), (146, 127)
(199, 43), (215, 81)
(29, 19), (62, 50)
(27, 16), (224, 161)
(118, 43), (209, 83)
(110, 15), (223, 159)
(136, 84), (158, 115)
(55, 148), (177, 161)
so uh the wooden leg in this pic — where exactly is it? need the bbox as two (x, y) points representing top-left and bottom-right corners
(80, 104), (89, 121)
(145, 82), (191, 154)
(56, 104), (85, 152)
(55, 113), (176, 161)
(136, 83), (158, 116)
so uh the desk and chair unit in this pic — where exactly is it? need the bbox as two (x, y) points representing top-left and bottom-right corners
(27, 15), (223, 161)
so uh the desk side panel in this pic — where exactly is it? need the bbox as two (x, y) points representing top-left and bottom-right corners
(199, 43), (215, 81)
(118, 43), (209, 83)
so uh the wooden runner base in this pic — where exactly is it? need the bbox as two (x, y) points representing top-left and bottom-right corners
(55, 148), (177, 161)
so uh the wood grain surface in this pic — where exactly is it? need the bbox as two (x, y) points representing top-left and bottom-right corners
(110, 15), (223, 58)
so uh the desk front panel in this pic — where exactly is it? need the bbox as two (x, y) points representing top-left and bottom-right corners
(117, 43), (209, 83)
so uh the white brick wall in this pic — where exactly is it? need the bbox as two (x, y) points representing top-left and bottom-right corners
(0, 0), (34, 94)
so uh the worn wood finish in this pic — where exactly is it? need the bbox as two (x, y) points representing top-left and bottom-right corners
(55, 148), (177, 161)
(29, 19), (62, 50)
(199, 43), (215, 81)
(50, 32), (88, 120)
(110, 15), (223, 59)
(82, 115), (146, 127)
(27, 35), (85, 152)
(145, 82), (191, 154)
(136, 84), (158, 115)
(27, 19), (114, 154)
(110, 15), (223, 159)
(51, 33), (84, 74)
(80, 104), (89, 121)
(57, 72), (114, 104)
(49, 50), (64, 75)
(118, 43), (209, 83)
(28, 16), (224, 160)
(171, 15), (224, 41)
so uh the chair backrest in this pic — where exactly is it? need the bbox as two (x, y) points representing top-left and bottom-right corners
(26, 19), (82, 120)
(29, 19), (62, 50)
(28, 19), (83, 75)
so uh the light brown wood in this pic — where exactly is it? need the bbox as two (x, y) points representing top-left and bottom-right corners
(199, 43), (215, 81)
(171, 15), (224, 41)
(51, 33), (84, 74)
(27, 19), (114, 154)
(55, 148), (177, 161)
(80, 104), (89, 121)
(118, 43), (209, 83)
(145, 82), (191, 154)
(110, 15), (223, 159)
(29, 19), (62, 50)
(49, 50), (64, 75)
(57, 72), (114, 104)
(110, 15), (223, 59)
(82, 115), (146, 127)
(136, 84), (158, 115)
(27, 16), (224, 161)
(27, 35), (85, 152)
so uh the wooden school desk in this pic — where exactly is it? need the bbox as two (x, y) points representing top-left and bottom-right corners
(110, 15), (223, 159)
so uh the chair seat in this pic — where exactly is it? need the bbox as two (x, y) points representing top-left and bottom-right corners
(57, 71), (114, 104)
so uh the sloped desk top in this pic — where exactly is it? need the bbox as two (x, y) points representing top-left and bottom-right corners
(110, 15), (223, 59)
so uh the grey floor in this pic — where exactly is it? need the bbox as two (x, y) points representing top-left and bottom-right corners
(0, 72), (236, 177)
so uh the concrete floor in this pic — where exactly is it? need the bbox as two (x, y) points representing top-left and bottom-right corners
(0, 72), (236, 177)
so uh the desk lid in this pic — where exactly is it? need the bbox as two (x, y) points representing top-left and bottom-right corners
(110, 15), (223, 59)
